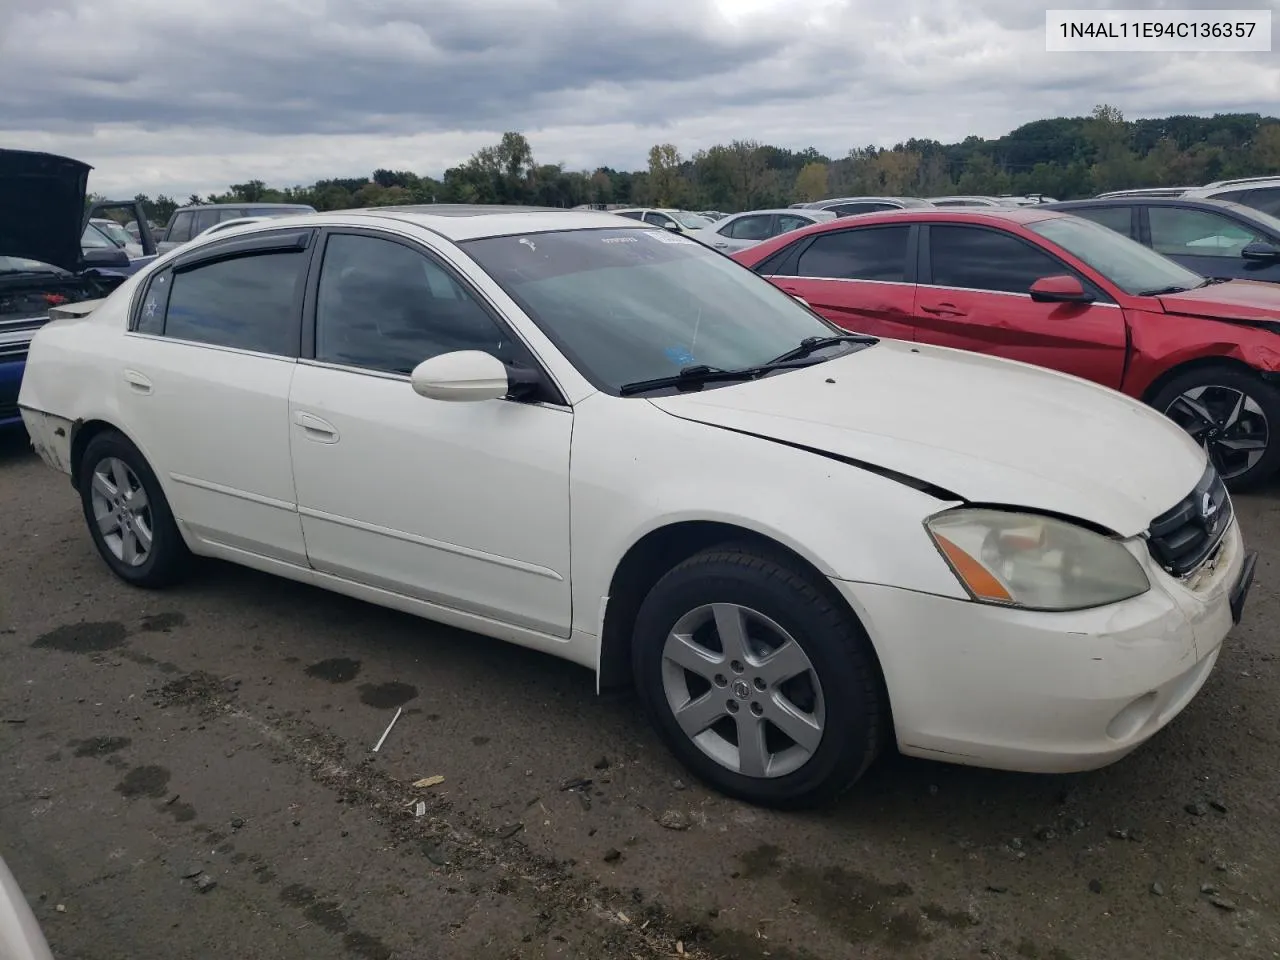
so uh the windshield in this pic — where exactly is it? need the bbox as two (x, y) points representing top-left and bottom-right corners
(672, 211), (714, 229)
(460, 227), (849, 393)
(81, 223), (116, 249)
(1222, 202), (1280, 236)
(1028, 215), (1204, 296)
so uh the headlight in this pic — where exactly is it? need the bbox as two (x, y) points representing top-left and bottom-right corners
(924, 508), (1150, 611)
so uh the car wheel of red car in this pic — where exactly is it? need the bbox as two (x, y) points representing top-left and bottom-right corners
(1151, 365), (1280, 490)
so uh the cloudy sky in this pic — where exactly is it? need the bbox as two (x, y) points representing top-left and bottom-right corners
(1, 0), (1278, 199)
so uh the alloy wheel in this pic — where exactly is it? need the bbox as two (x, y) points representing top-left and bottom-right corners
(89, 457), (154, 567)
(1164, 385), (1269, 481)
(660, 603), (826, 778)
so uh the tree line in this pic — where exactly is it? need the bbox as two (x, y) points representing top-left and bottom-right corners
(104, 105), (1280, 225)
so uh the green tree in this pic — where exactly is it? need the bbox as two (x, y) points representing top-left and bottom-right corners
(793, 161), (829, 201)
(646, 143), (684, 206)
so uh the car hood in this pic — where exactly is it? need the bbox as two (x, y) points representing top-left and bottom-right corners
(0, 149), (90, 274)
(1157, 279), (1280, 323)
(648, 340), (1206, 538)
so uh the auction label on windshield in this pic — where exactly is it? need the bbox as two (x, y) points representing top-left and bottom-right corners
(1046, 9), (1271, 51)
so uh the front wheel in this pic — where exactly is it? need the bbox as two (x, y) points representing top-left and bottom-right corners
(1150, 366), (1280, 491)
(77, 430), (192, 587)
(632, 544), (887, 808)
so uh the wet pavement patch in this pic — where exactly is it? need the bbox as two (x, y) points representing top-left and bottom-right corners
(33, 621), (128, 653)
(305, 658), (362, 683)
(139, 611), (186, 632)
(71, 736), (131, 758)
(114, 765), (171, 799)
(278, 884), (390, 959)
(358, 681), (418, 709)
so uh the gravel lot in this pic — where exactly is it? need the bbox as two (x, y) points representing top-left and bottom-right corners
(1, 429), (1278, 960)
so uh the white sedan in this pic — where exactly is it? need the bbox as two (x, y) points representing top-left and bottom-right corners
(689, 208), (836, 253)
(18, 206), (1254, 807)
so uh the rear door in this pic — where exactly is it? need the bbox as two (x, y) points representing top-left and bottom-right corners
(1142, 205), (1280, 283)
(761, 223), (919, 340)
(914, 223), (1127, 389)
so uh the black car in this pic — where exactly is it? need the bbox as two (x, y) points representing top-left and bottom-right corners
(1046, 196), (1280, 284)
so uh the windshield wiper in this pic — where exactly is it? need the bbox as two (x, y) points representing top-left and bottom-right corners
(619, 360), (816, 396)
(1136, 284), (1192, 297)
(767, 334), (876, 365)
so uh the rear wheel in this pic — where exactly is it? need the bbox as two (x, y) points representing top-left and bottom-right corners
(632, 543), (886, 808)
(1151, 366), (1280, 490)
(77, 431), (192, 587)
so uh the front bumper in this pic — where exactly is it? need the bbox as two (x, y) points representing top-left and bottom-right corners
(834, 519), (1248, 774)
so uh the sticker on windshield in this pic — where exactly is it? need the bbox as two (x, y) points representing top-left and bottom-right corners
(646, 230), (694, 245)
(664, 345), (698, 366)
(601, 235), (638, 244)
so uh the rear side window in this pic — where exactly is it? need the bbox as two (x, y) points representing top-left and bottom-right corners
(165, 211), (194, 243)
(928, 225), (1066, 294)
(1067, 206), (1133, 236)
(776, 214), (814, 233)
(796, 226), (911, 282)
(829, 202), (894, 216)
(192, 209), (220, 236)
(723, 215), (775, 241)
(137, 249), (308, 355)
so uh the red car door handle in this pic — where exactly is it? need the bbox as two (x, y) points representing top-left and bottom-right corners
(920, 303), (965, 316)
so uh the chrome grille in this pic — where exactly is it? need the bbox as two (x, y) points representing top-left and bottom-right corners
(1146, 464), (1233, 577)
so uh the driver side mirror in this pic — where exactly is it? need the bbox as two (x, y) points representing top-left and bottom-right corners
(82, 246), (130, 269)
(1029, 274), (1095, 304)
(662, 221), (681, 232)
(410, 351), (541, 403)
(1242, 240), (1280, 261)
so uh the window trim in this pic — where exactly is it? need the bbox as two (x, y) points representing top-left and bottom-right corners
(919, 222), (1115, 304)
(300, 226), (568, 407)
(127, 227), (319, 358)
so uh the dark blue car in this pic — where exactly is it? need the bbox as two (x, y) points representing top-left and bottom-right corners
(1046, 196), (1280, 284)
(1, 149), (153, 429)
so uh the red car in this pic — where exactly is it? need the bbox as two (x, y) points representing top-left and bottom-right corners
(734, 207), (1280, 489)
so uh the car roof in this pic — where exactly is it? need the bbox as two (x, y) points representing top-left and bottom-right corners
(1047, 196), (1258, 214)
(799, 206), (1064, 226)
(192, 205), (652, 242)
(176, 202), (315, 212)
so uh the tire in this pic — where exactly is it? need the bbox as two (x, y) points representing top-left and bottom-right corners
(631, 543), (886, 809)
(1149, 365), (1280, 491)
(77, 430), (192, 587)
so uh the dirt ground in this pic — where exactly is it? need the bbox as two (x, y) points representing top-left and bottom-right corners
(1, 430), (1277, 960)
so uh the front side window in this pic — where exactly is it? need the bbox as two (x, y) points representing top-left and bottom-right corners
(1028, 215), (1204, 296)
(643, 211), (675, 227)
(829, 202), (885, 217)
(1149, 207), (1262, 258)
(138, 248), (307, 355)
(193, 209), (220, 236)
(461, 227), (848, 393)
(928, 225), (1066, 294)
(797, 226), (910, 282)
(1240, 188), (1280, 217)
(776, 214), (814, 233)
(314, 233), (516, 375)
(81, 224), (114, 249)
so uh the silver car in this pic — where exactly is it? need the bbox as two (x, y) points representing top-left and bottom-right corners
(689, 208), (836, 253)
(0, 856), (53, 960)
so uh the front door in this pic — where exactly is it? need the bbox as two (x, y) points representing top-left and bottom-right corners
(913, 223), (1128, 389)
(763, 223), (919, 340)
(287, 229), (573, 637)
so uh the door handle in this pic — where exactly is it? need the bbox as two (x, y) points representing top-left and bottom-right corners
(713, 242), (729, 248)
(919, 303), (966, 316)
(123, 369), (153, 394)
(293, 411), (339, 443)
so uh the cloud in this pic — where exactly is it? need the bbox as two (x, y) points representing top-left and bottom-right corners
(0, 0), (1277, 198)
